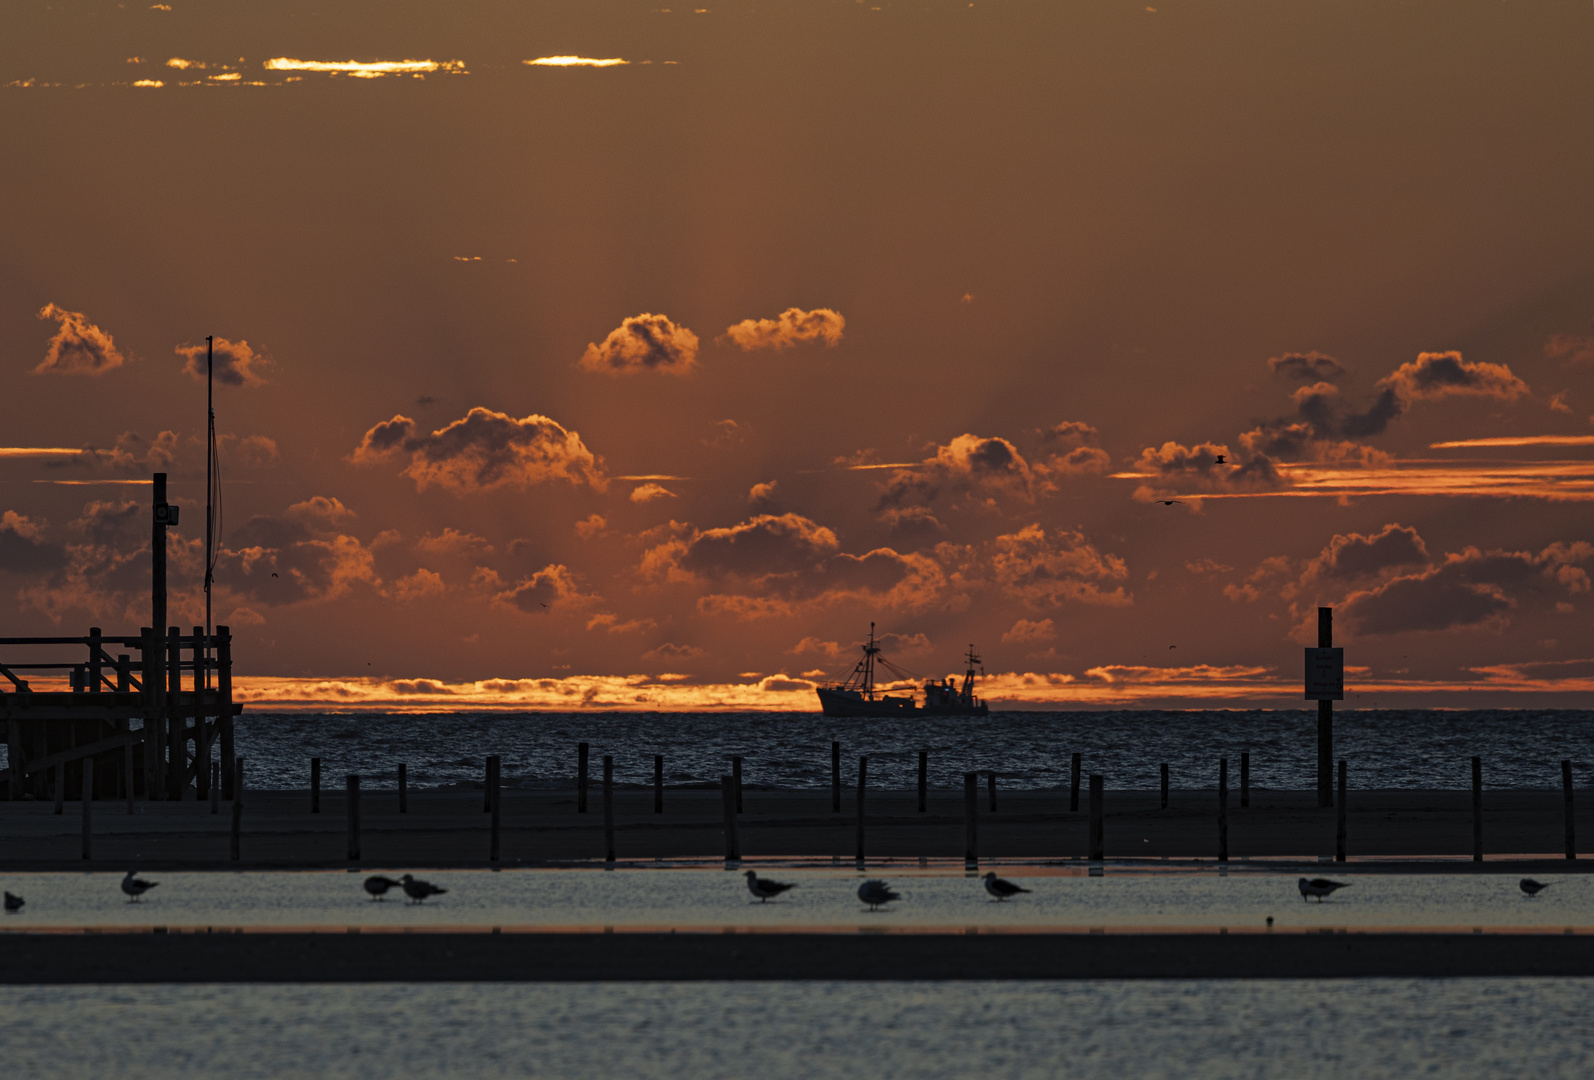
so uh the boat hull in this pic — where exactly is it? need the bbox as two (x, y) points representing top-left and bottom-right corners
(816, 688), (989, 718)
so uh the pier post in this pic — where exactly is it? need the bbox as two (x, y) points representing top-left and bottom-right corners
(602, 755), (615, 864)
(578, 742), (589, 813)
(1317, 607), (1334, 808)
(1161, 763), (1169, 810)
(1564, 760), (1577, 861)
(1218, 758), (1228, 863)
(398, 763), (408, 813)
(1336, 760), (1347, 862)
(346, 774), (361, 862)
(917, 750), (927, 813)
(733, 755), (743, 814)
(192, 625), (209, 803)
(81, 757), (93, 860)
(654, 754), (663, 814)
(88, 627), (102, 695)
(117, 653), (134, 812)
(720, 775), (740, 863)
(1089, 775), (1104, 861)
(140, 627), (162, 801)
(988, 771), (997, 813)
(210, 762), (219, 814)
(310, 757), (321, 813)
(831, 741), (841, 813)
(1070, 752), (1082, 812)
(1240, 752), (1250, 809)
(217, 627), (234, 800)
(229, 757), (243, 861)
(963, 772), (978, 867)
(855, 756), (868, 864)
(490, 756), (503, 863)
(166, 626), (183, 801)
(149, 474), (168, 800)
(1472, 756), (1483, 863)
(483, 756), (494, 813)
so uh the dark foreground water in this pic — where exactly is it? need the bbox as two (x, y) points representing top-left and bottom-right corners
(215, 709), (1593, 793)
(3, 980), (1592, 1079)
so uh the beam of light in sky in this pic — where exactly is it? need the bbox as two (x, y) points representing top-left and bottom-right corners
(1113, 460), (1594, 501)
(0, 447), (84, 456)
(30, 479), (149, 485)
(524, 57), (628, 68)
(614, 474), (689, 481)
(1430, 436), (1594, 448)
(263, 58), (465, 77)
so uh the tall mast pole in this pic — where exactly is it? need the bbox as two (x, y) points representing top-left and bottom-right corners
(204, 335), (213, 689)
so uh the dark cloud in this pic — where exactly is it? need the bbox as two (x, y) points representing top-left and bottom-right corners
(494, 564), (593, 613)
(877, 434), (1034, 508)
(1545, 334), (1594, 367)
(0, 511), (67, 574)
(877, 506), (946, 546)
(1268, 351), (1346, 382)
(351, 408), (606, 494)
(34, 303), (126, 375)
(1341, 542), (1592, 635)
(1127, 440), (1284, 499)
(1034, 421), (1110, 478)
(177, 337), (268, 387)
(215, 502), (381, 607)
(982, 523), (1132, 608)
(578, 313), (699, 375)
(1304, 524), (1429, 582)
(1377, 350), (1529, 403)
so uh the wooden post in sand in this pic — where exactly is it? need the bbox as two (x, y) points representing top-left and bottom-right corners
(346, 774), (361, 862)
(483, 756), (494, 813)
(1336, 760), (1347, 862)
(1160, 763), (1169, 810)
(1218, 758), (1228, 863)
(310, 758), (321, 813)
(1472, 756), (1483, 862)
(118, 654), (134, 813)
(855, 756), (868, 864)
(602, 755), (615, 864)
(918, 750), (928, 813)
(963, 772), (978, 866)
(230, 757), (243, 861)
(81, 758), (93, 860)
(654, 754), (663, 814)
(733, 755), (743, 814)
(1564, 760), (1576, 861)
(720, 775), (740, 862)
(488, 756), (502, 862)
(831, 741), (841, 813)
(398, 763), (408, 814)
(1315, 607), (1335, 809)
(1070, 753), (1082, 812)
(987, 771), (997, 813)
(1240, 752), (1250, 809)
(1089, 775), (1104, 861)
(578, 742), (589, 814)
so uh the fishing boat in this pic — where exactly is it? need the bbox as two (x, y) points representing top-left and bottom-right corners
(815, 623), (990, 717)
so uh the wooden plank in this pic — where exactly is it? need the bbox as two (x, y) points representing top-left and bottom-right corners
(21, 732), (144, 776)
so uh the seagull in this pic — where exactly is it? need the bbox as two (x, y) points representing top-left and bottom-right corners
(1298, 877), (1349, 902)
(744, 870), (796, 903)
(363, 875), (402, 901)
(1159, 500), (1183, 506)
(1520, 878), (1552, 897)
(121, 870), (158, 902)
(3, 891), (22, 914)
(1215, 454), (1227, 464)
(858, 879), (900, 911)
(400, 874), (447, 904)
(981, 872), (1031, 901)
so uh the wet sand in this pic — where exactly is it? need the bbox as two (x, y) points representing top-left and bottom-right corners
(1, 787), (1589, 870)
(5, 931), (1594, 982)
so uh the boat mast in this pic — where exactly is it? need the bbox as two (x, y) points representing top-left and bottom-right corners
(961, 643), (981, 706)
(862, 621), (878, 700)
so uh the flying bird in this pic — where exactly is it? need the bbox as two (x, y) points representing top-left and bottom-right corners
(858, 879), (900, 911)
(121, 870), (158, 902)
(744, 870), (796, 902)
(1520, 878), (1552, 897)
(1214, 454), (1226, 464)
(3, 891), (22, 914)
(1297, 877), (1349, 902)
(270, 572), (278, 577)
(1159, 500), (1183, 505)
(400, 873), (447, 903)
(981, 872), (1031, 901)
(363, 875), (402, 900)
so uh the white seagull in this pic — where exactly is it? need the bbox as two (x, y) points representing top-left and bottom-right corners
(744, 870), (796, 903)
(363, 875), (403, 901)
(1297, 877), (1349, 902)
(858, 879), (900, 911)
(3, 891), (22, 914)
(982, 872), (1032, 901)
(121, 870), (158, 903)
(1520, 878), (1552, 897)
(400, 874), (447, 904)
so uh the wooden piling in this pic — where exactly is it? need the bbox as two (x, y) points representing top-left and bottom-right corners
(1317, 607), (1334, 809)
(80, 757), (93, 860)
(1564, 759), (1576, 861)
(141, 627), (163, 801)
(733, 755), (743, 814)
(346, 774), (361, 862)
(603, 755), (615, 863)
(1218, 758), (1228, 863)
(654, 754), (663, 814)
(721, 775), (740, 862)
(1336, 759), (1347, 862)
(917, 750), (927, 813)
(398, 763), (408, 813)
(166, 626), (182, 801)
(217, 626), (234, 800)
(483, 756), (495, 813)
(54, 762), (63, 814)
(1070, 752), (1082, 812)
(855, 755), (868, 864)
(578, 742), (589, 813)
(963, 772), (978, 866)
(150, 476), (167, 796)
(192, 625), (208, 804)
(1240, 751), (1250, 809)
(1472, 756), (1483, 863)
(210, 762), (219, 814)
(1160, 763), (1169, 810)
(987, 770), (997, 812)
(490, 756), (503, 863)
(118, 653), (134, 812)
(229, 757), (243, 861)
(831, 741), (841, 813)
(310, 757), (321, 813)
(1089, 774), (1104, 860)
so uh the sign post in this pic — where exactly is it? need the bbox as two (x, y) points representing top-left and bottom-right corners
(1305, 607), (1342, 808)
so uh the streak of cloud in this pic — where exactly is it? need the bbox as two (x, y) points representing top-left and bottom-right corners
(1430, 436), (1594, 449)
(263, 58), (466, 78)
(524, 57), (628, 67)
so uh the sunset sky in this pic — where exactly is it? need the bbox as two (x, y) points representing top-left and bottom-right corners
(4, 0), (1594, 708)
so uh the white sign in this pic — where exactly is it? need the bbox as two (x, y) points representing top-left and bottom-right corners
(1304, 647), (1343, 700)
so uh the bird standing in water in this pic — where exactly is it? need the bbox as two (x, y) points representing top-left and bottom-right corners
(3, 891), (22, 914)
(1520, 878), (1552, 897)
(858, 880), (900, 911)
(981, 872), (1032, 901)
(121, 870), (158, 902)
(400, 874), (447, 903)
(363, 875), (402, 900)
(1297, 878), (1350, 902)
(743, 870), (796, 902)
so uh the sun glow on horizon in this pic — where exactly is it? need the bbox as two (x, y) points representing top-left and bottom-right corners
(263, 58), (466, 77)
(524, 56), (629, 68)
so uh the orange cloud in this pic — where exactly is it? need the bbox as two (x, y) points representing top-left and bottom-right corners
(578, 313), (699, 375)
(524, 56), (628, 68)
(494, 563), (596, 613)
(177, 337), (268, 387)
(34, 303), (125, 376)
(721, 307), (845, 351)
(1268, 350), (1346, 382)
(983, 524), (1131, 608)
(1545, 333), (1594, 366)
(631, 482), (676, 502)
(1377, 350), (1529, 402)
(352, 408), (606, 494)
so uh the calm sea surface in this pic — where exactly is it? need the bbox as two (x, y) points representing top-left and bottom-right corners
(3, 979), (1592, 1079)
(213, 709), (1593, 792)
